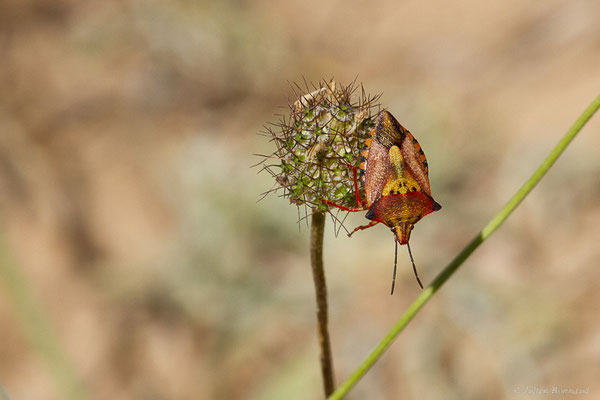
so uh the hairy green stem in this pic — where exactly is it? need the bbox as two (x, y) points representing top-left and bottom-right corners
(329, 93), (600, 399)
(310, 211), (335, 396)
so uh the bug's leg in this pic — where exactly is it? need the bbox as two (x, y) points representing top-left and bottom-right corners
(322, 164), (365, 212)
(340, 163), (364, 208)
(348, 220), (379, 237)
(349, 164), (362, 208)
(323, 200), (363, 212)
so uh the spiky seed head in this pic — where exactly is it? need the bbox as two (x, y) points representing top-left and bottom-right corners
(261, 80), (381, 217)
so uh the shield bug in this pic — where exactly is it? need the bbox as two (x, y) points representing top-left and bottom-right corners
(325, 110), (441, 293)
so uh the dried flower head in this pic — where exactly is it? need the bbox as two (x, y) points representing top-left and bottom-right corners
(260, 79), (381, 221)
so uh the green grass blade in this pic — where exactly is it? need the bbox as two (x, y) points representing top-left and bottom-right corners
(329, 92), (600, 399)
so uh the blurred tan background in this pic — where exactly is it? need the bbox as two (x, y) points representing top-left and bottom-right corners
(1, 1), (600, 399)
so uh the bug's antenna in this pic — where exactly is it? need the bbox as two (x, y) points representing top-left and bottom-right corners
(391, 237), (398, 295)
(407, 242), (423, 289)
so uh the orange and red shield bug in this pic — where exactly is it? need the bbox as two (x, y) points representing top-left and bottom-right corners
(326, 111), (441, 293)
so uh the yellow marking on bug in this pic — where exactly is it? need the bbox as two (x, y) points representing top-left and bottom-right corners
(382, 146), (422, 196)
(382, 178), (421, 196)
(388, 145), (404, 167)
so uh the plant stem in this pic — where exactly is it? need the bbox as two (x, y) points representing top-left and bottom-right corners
(329, 92), (600, 400)
(310, 211), (335, 396)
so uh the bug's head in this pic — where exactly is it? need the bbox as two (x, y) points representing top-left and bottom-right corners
(392, 222), (414, 245)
